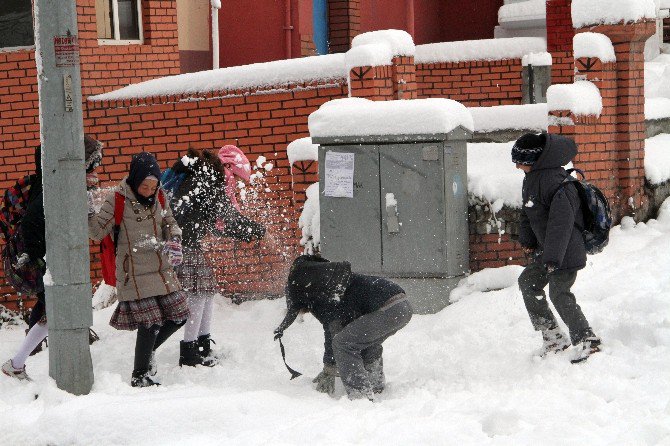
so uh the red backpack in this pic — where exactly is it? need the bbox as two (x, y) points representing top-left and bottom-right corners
(100, 191), (166, 287)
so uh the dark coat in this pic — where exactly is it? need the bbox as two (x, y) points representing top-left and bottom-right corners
(170, 153), (265, 249)
(311, 274), (405, 365)
(519, 134), (586, 272)
(21, 147), (45, 261)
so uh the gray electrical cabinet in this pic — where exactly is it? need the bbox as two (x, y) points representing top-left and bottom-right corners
(313, 130), (471, 314)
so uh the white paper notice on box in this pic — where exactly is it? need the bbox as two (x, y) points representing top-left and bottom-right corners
(324, 152), (355, 198)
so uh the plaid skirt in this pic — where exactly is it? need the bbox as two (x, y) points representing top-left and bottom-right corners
(110, 290), (190, 331)
(174, 247), (218, 295)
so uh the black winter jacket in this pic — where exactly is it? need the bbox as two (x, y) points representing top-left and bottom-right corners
(311, 274), (405, 365)
(21, 146), (46, 262)
(519, 134), (586, 272)
(170, 157), (265, 249)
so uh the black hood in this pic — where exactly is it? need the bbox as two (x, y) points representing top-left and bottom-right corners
(274, 255), (352, 336)
(34, 146), (42, 177)
(531, 133), (577, 171)
(126, 152), (162, 206)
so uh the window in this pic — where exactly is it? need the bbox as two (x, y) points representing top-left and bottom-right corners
(96, 0), (142, 43)
(0, 0), (34, 49)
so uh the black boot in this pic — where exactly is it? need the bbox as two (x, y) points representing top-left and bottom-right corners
(180, 340), (216, 367)
(197, 334), (220, 365)
(131, 369), (160, 387)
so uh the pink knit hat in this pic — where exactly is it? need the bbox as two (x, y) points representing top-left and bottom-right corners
(217, 145), (251, 210)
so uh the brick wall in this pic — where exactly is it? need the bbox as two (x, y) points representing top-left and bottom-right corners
(546, 0), (574, 85)
(416, 59), (525, 107)
(0, 0), (180, 311)
(328, 0), (361, 53)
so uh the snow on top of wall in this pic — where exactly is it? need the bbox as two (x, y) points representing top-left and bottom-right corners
(468, 141), (525, 208)
(498, 0), (547, 23)
(299, 182), (320, 254)
(645, 134), (670, 185)
(89, 54), (347, 101)
(572, 0), (656, 28)
(573, 33), (616, 62)
(345, 44), (394, 69)
(646, 97), (670, 120)
(287, 137), (318, 165)
(415, 37), (546, 64)
(547, 81), (603, 116)
(662, 0), (670, 9)
(522, 52), (552, 66)
(470, 104), (548, 133)
(351, 30), (415, 56)
(308, 98), (474, 138)
(646, 54), (670, 99)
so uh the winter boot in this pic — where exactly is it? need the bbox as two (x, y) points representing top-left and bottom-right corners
(571, 335), (601, 364)
(197, 334), (220, 365)
(180, 340), (216, 367)
(537, 326), (571, 357)
(131, 369), (160, 387)
(1, 359), (30, 381)
(345, 385), (375, 402)
(364, 357), (385, 394)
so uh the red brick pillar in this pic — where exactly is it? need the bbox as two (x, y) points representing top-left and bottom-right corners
(291, 160), (318, 209)
(584, 22), (656, 217)
(328, 0), (361, 53)
(546, 0), (575, 85)
(349, 56), (418, 101)
(392, 56), (418, 100)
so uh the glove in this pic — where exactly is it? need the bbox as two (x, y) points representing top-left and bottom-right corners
(14, 253), (30, 269)
(164, 240), (183, 266)
(313, 364), (338, 395)
(544, 262), (557, 274)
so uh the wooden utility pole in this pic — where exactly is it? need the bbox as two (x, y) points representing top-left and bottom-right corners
(34, 0), (94, 395)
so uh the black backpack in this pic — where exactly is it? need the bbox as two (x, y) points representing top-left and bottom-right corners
(561, 168), (612, 255)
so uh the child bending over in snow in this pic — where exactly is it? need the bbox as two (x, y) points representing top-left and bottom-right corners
(88, 152), (188, 387)
(274, 255), (413, 401)
(166, 146), (265, 367)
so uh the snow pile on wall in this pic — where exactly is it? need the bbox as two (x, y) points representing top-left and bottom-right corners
(646, 98), (670, 120)
(470, 104), (548, 133)
(498, 0), (546, 23)
(467, 141), (525, 208)
(287, 137), (319, 166)
(572, 0), (656, 28)
(522, 52), (552, 66)
(346, 30), (415, 69)
(308, 98), (474, 138)
(415, 37), (546, 64)
(547, 81), (603, 117)
(573, 33), (616, 62)
(299, 183), (320, 254)
(89, 54), (347, 101)
(645, 134), (670, 184)
(645, 54), (670, 100)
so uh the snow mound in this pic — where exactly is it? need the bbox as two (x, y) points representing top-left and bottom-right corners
(498, 0), (546, 23)
(522, 52), (552, 66)
(89, 54), (347, 101)
(299, 183), (320, 254)
(646, 98), (670, 120)
(645, 134), (670, 185)
(470, 104), (548, 133)
(415, 37), (546, 64)
(350, 29), (415, 56)
(572, 0), (656, 28)
(547, 81), (603, 117)
(287, 137), (318, 166)
(573, 33), (616, 62)
(345, 44), (394, 69)
(308, 98), (474, 138)
(92, 282), (117, 310)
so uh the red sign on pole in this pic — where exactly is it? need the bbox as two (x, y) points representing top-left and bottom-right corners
(54, 35), (79, 67)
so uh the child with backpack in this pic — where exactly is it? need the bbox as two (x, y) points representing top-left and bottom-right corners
(2, 136), (103, 380)
(88, 152), (188, 387)
(163, 146), (265, 367)
(513, 132), (602, 363)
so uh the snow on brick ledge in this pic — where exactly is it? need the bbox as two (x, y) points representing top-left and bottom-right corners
(308, 98), (474, 138)
(645, 134), (670, 185)
(646, 98), (670, 120)
(522, 52), (552, 67)
(415, 37), (546, 64)
(345, 44), (395, 70)
(89, 54), (347, 102)
(547, 81), (603, 117)
(573, 33), (616, 62)
(351, 30), (415, 56)
(470, 104), (548, 133)
(572, 0), (656, 29)
(498, 0), (546, 24)
(287, 137), (318, 166)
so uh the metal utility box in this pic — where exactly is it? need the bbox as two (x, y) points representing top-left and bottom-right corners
(314, 130), (470, 314)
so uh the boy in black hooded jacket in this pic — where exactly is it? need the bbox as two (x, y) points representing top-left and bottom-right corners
(274, 255), (413, 400)
(513, 132), (601, 363)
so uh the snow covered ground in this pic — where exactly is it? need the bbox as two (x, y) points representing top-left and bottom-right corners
(1, 202), (670, 445)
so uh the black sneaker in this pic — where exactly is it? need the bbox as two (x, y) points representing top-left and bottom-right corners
(571, 336), (602, 364)
(131, 369), (160, 387)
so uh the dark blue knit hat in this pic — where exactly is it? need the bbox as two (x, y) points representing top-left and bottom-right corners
(127, 152), (161, 206)
(511, 133), (546, 166)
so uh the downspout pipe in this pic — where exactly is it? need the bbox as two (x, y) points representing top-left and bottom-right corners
(211, 0), (221, 69)
(406, 0), (415, 40)
(284, 0), (293, 59)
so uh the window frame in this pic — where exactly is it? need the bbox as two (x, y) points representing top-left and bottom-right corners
(97, 0), (144, 46)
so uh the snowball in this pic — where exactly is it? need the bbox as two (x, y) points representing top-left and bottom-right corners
(573, 33), (616, 63)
